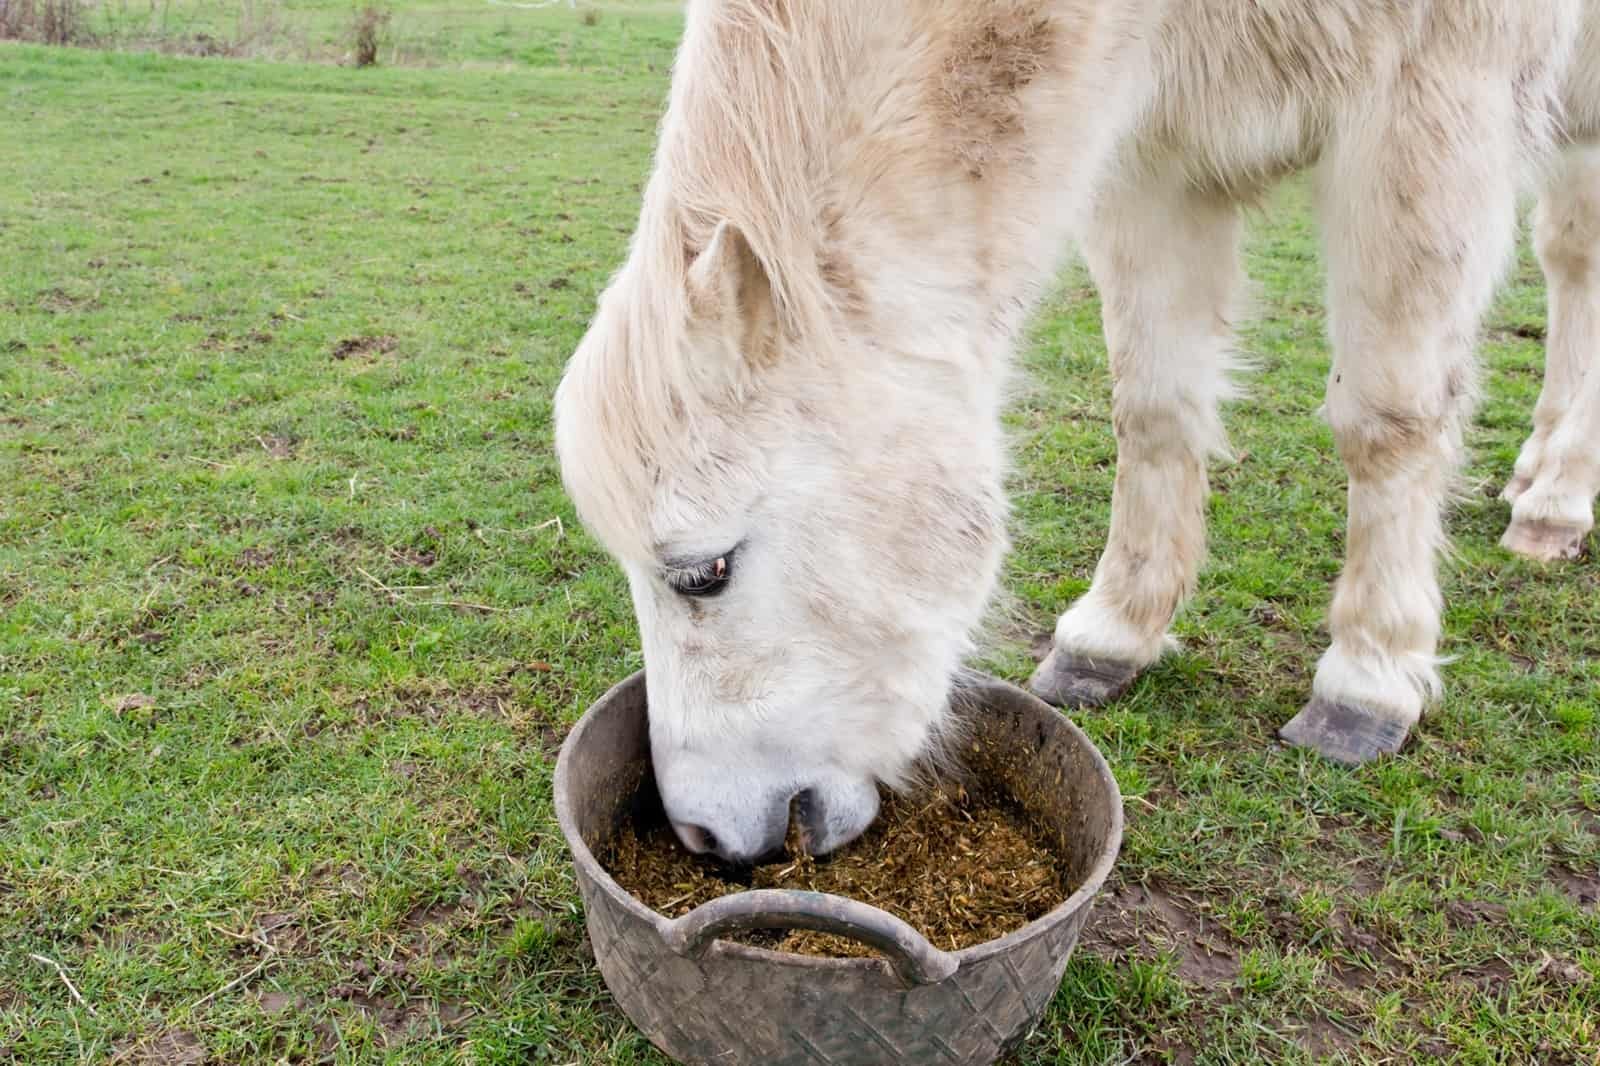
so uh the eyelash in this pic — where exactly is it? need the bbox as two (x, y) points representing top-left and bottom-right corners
(666, 551), (735, 598)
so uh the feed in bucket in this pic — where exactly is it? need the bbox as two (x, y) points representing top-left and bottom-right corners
(602, 776), (1075, 956)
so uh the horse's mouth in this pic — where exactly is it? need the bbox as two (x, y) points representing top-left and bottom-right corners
(695, 789), (825, 874)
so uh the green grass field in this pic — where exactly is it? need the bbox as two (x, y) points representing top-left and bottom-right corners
(3, 9), (1598, 1063)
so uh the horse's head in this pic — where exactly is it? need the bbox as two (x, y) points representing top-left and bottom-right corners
(556, 218), (1008, 863)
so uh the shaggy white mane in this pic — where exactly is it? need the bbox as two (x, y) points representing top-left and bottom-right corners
(555, 0), (871, 561)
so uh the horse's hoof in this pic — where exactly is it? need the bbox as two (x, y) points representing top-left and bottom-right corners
(1498, 474), (1533, 504)
(1028, 649), (1138, 709)
(1278, 698), (1409, 767)
(1501, 516), (1587, 562)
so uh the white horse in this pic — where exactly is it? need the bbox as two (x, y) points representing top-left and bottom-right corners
(556, 0), (1600, 863)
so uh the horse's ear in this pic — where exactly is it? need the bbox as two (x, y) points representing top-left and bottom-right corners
(685, 220), (778, 371)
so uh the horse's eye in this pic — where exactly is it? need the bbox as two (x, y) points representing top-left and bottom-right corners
(668, 552), (733, 598)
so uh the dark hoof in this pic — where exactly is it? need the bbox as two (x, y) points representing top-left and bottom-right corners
(1028, 649), (1139, 709)
(1278, 698), (1410, 767)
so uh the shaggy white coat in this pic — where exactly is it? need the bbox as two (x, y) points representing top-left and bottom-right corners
(556, 0), (1600, 857)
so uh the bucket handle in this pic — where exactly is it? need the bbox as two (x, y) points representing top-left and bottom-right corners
(661, 889), (960, 988)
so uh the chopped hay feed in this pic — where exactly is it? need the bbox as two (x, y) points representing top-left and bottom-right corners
(601, 784), (1072, 957)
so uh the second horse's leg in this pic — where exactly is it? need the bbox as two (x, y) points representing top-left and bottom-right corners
(1503, 146), (1600, 561)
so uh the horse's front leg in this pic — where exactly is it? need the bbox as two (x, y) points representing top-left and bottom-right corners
(1280, 74), (1523, 765)
(1502, 145), (1600, 561)
(1031, 175), (1244, 708)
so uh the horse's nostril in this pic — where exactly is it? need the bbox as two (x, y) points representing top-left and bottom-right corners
(672, 822), (718, 855)
(790, 789), (820, 852)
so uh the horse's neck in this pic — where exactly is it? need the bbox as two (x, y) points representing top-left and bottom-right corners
(661, 0), (1154, 372)
(823, 149), (1103, 380)
(804, 5), (1152, 372)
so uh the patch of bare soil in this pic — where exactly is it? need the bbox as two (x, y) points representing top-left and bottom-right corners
(1445, 899), (1510, 928)
(1462, 957), (1516, 994)
(331, 334), (397, 361)
(237, 545), (277, 569)
(1292, 1016), (1363, 1059)
(388, 545), (436, 569)
(1533, 953), (1594, 989)
(198, 329), (273, 353)
(526, 714), (570, 759)
(1080, 878), (1243, 984)
(253, 989), (304, 1014)
(257, 980), (471, 1051)
(111, 1029), (206, 1065)
(254, 433), (295, 460)
(1329, 908), (1393, 963)
(1251, 880), (1400, 990)
(240, 875), (513, 1050)
(337, 685), (514, 730)
(37, 287), (96, 313)
(1488, 322), (1546, 342)
(1550, 863), (1599, 910)
(1089, 875), (1387, 1059)
(256, 911), (307, 955)
(1329, 835), (1389, 898)
(372, 684), (568, 757)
